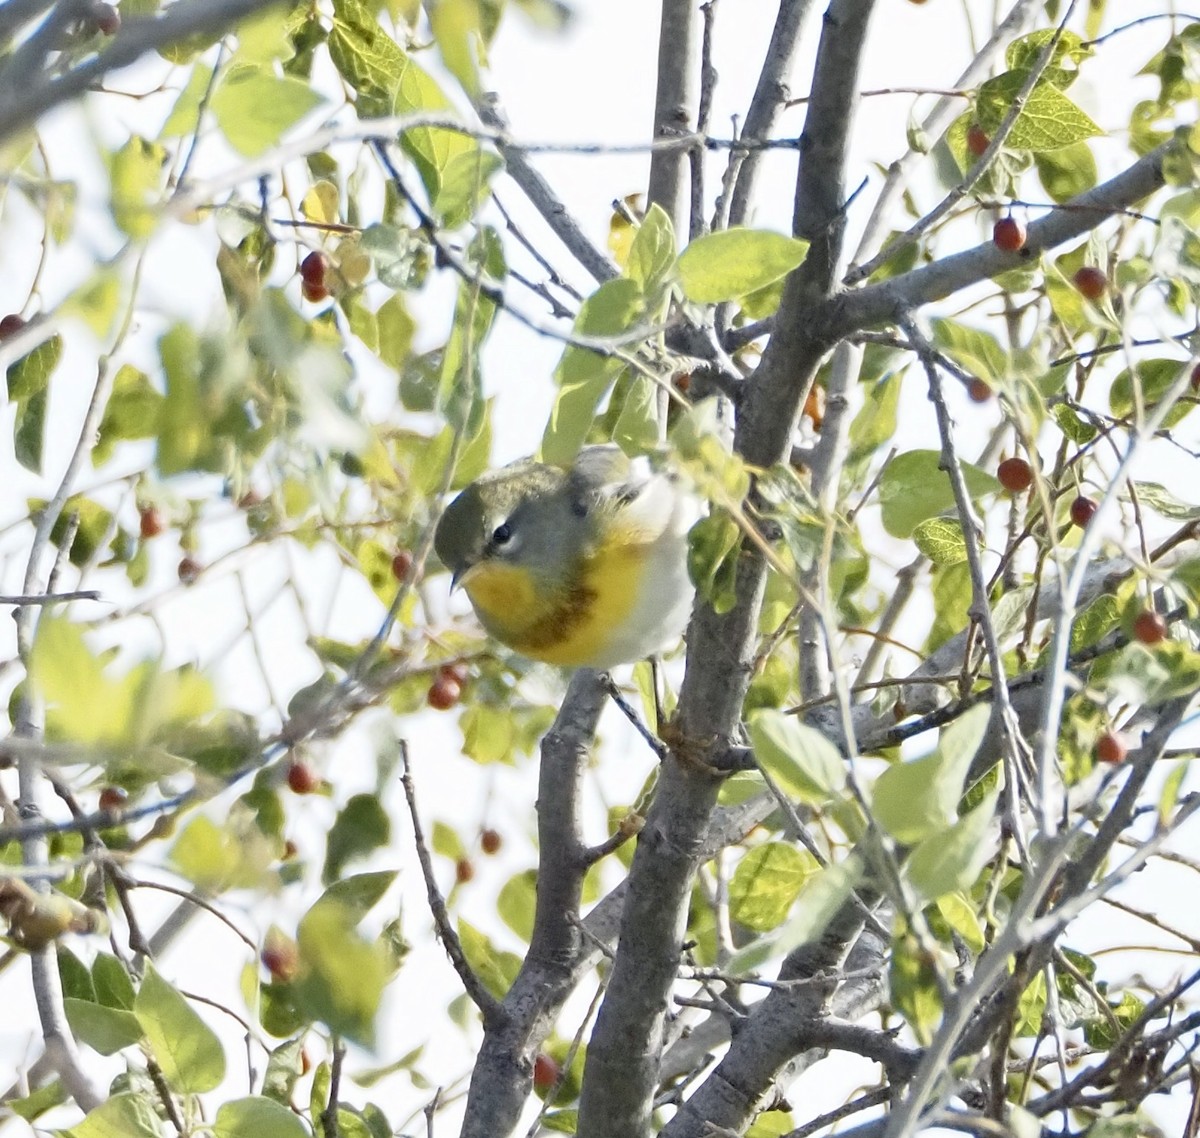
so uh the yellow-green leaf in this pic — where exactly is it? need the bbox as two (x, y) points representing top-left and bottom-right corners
(676, 228), (808, 304)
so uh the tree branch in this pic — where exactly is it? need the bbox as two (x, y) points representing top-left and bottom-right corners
(0, 0), (299, 145)
(576, 4), (879, 1134)
(458, 669), (607, 1138)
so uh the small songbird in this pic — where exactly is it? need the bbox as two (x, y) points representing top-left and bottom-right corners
(434, 445), (697, 669)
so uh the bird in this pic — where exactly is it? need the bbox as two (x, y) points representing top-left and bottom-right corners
(433, 445), (698, 669)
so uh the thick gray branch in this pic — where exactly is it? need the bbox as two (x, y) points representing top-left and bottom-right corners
(458, 670), (607, 1138)
(727, 0), (815, 227)
(575, 4), (878, 1135)
(830, 142), (1170, 339)
(647, 0), (699, 235)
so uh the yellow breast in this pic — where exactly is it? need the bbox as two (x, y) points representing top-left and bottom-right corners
(461, 538), (650, 668)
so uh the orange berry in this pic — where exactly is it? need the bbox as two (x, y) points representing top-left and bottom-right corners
(1073, 266), (1107, 300)
(533, 1053), (560, 1094)
(967, 378), (992, 403)
(967, 124), (990, 157)
(286, 762), (320, 794)
(98, 786), (128, 814)
(391, 549), (414, 581)
(139, 506), (164, 539)
(428, 676), (462, 710)
(1132, 610), (1167, 645)
(177, 555), (201, 584)
(480, 828), (502, 855)
(1096, 731), (1126, 765)
(997, 456), (1033, 494)
(992, 217), (1026, 253)
(1068, 495), (1097, 528)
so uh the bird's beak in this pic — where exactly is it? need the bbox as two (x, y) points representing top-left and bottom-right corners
(450, 561), (475, 592)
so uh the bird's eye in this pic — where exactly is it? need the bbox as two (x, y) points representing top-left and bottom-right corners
(492, 522), (513, 546)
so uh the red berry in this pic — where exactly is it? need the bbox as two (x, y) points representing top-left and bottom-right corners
(391, 549), (414, 581)
(675, 372), (692, 393)
(91, 3), (121, 34)
(1191, 362), (1200, 391)
(967, 378), (992, 403)
(236, 489), (263, 509)
(454, 857), (474, 884)
(301, 279), (329, 303)
(287, 762), (320, 794)
(0, 313), (25, 340)
(967, 124), (990, 157)
(177, 555), (201, 584)
(98, 786), (128, 814)
(427, 676), (462, 710)
(480, 828), (502, 855)
(300, 251), (328, 287)
(139, 506), (163, 539)
(1132, 609), (1167, 645)
(532, 1053), (560, 1095)
(282, 839), (299, 860)
(993, 217), (1026, 253)
(300, 1047), (313, 1074)
(1069, 495), (1097, 528)
(1073, 266), (1107, 300)
(997, 456), (1033, 494)
(440, 661), (469, 686)
(261, 940), (299, 982)
(1095, 730), (1126, 765)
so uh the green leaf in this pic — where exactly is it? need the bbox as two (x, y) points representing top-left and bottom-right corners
(905, 786), (999, 902)
(1071, 593), (1120, 652)
(461, 703), (516, 763)
(1050, 402), (1097, 445)
(1085, 991), (1146, 1048)
(211, 68), (324, 157)
(214, 1096), (310, 1138)
(627, 203), (676, 293)
(1107, 641), (1200, 706)
(911, 517), (968, 566)
(540, 278), (643, 466)
(877, 450), (999, 539)
(429, 0), (484, 97)
(170, 813), (275, 892)
(748, 710), (847, 803)
(727, 854), (863, 973)
(676, 228), (808, 304)
(93, 952), (136, 1009)
(686, 511), (741, 615)
(6, 334), (61, 473)
(135, 962), (226, 1093)
(976, 70), (1103, 151)
(935, 892), (985, 954)
(64, 999), (144, 1055)
(160, 63), (214, 138)
(847, 373), (901, 464)
(611, 374), (660, 457)
(890, 931), (943, 1045)
(94, 364), (165, 466)
(323, 795), (391, 884)
(109, 136), (165, 239)
(295, 900), (390, 1046)
(314, 871), (397, 924)
(747, 1111), (794, 1138)
(497, 870), (537, 942)
(872, 703), (991, 844)
(1132, 481), (1200, 521)
(1035, 141), (1097, 202)
(729, 843), (819, 932)
(29, 617), (132, 746)
(929, 318), (1006, 383)
(62, 1093), (163, 1138)
(1109, 359), (1193, 428)
(458, 920), (521, 998)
